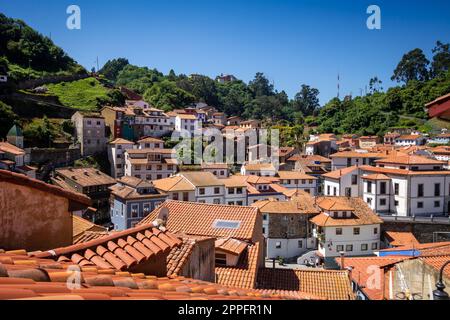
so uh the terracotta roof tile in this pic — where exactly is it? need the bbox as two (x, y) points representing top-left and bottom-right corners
(72, 216), (107, 242)
(33, 223), (183, 271)
(140, 200), (261, 242)
(384, 231), (419, 247)
(336, 256), (407, 300)
(257, 268), (355, 300)
(322, 166), (359, 180)
(252, 196), (320, 215)
(215, 238), (248, 256)
(55, 167), (116, 187)
(0, 252), (306, 300)
(311, 197), (383, 227)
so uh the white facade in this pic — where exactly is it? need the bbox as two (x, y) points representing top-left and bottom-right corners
(315, 223), (381, 258)
(108, 141), (135, 179)
(175, 115), (201, 135)
(225, 186), (247, 206)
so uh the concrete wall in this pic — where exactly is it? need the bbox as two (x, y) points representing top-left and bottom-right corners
(30, 147), (81, 167)
(0, 181), (72, 251)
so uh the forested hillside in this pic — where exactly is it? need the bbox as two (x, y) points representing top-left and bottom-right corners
(0, 13), (85, 81)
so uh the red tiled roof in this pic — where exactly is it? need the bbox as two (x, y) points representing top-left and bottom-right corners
(420, 255), (450, 278)
(0, 251), (305, 300)
(256, 268), (355, 300)
(215, 238), (248, 256)
(0, 169), (91, 207)
(0, 142), (25, 156)
(337, 256), (408, 300)
(375, 154), (444, 165)
(384, 231), (419, 247)
(34, 223), (183, 272)
(215, 242), (260, 289)
(322, 166), (359, 180)
(140, 200), (260, 242)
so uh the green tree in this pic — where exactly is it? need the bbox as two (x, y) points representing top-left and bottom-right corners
(99, 58), (130, 82)
(292, 85), (320, 116)
(143, 80), (195, 111)
(391, 48), (430, 83)
(431, 41), (450, 78)
(248, 72), (274, 97)
(0, 101), (17, 138)
(368, 77), (383, 94)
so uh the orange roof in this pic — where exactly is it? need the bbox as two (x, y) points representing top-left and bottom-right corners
(55, 168), (116, 187)
(137, 137), (164, 144)
(379, 241), (450, 253)
(311, 197), (383, 227)
(287, 154), (332, 163)
(397, 134), (422, 140)
(360, 165), (450, 176)
(361, 173), (391, 180)
(420, 255), (450, 278)
(177, 114), (197, 120)
(153, 176), (195, 192)
(72, 216), (107, 242)
(243, 163), (276, 171)
(384, 231), (419, 247)
(256, 268), (355, 300)
(110, 138), (134, 145)
(215, 242), (260, 289)
(215, 238), (248, 256)
(0, 142), (25, 156)
(330, 151), (385, 159)
(0, 250), (306, 300)
(277, 171), (317, 180)
(0, 169), (91, 207)
(34, 223), (183, 271)
(322, 166), (359, 180)
(140, 200), (261, 242)
(375, 154), (444, 165)
(337, 256), (408, 300)
(252, 196), (320, 215)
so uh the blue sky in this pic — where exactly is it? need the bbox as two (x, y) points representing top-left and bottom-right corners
(1, 0), (450, 104)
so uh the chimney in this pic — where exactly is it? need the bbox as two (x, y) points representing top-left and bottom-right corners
(339, 251), (345, 270)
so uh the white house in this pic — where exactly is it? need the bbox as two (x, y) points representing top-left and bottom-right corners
(330, 150), (385, 170)
(323, 153), (450, 217)
(323, 166), (360, 197)
(394, 134), (427, 147)
(241, 163), (277, 177)
(277, 171), (318, 195)
(124, 148), (178, 180)
(108, 138), (135, 179)
(310, 197), (383, 264)
(222, 175), (248, 206)
(175, 114), (201, 135)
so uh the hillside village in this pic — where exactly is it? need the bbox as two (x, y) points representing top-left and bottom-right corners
(0, 13), (450, 301)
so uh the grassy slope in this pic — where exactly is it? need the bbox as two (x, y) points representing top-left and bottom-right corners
(46, 77), (109, 111)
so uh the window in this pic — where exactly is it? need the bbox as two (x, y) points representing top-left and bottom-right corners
(333, 187), (337, 196)
(346, 245), (353, 252)
(183, 192), (189, 201)
(372, 243), (378, 250)
(298, 240), (303, 248)
(394, 183), (399, 195)
(367, 181), (372, 193)
(131, 205), (139, 218)
(214, 187), (221, 194)
(236, 188), (243, 194)
(353, 227), (360, 235)
(435, 201), (440, 208)
(263, 214), (268, 221)
(336, 245), (344, 252)
(380, 199), (386, 206)
(351, 175), (358, 185)
(236, 201), (243, 206)
(213, 219), (241, 229)
(327, 185), (331, 195)
(228, 188), (235, 194)
(380, 182), (387, 195)
(275, 242), (282, 249)
(418, 184), (424, 197)
(417, 202), (424, 209)
(361, 244), (368, 251)
(347, 158), (351, 167)
(172, 193), (179, 200)
(215, 253), (227, 266)
(367, 197), (372, 205)
(374, 227), (378, 235)
(199, 188), (205, 195)
(435, 183), (441, 197)
(336, 228), (343, 235)
(213, 199), (221, 204)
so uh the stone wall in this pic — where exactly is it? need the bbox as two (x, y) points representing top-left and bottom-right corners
(382, 221), (450, 243)
(29, 147), (81, 167)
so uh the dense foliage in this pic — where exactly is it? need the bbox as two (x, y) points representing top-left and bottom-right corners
(0, 13), (85, 80)
(0, 101), (17, 138)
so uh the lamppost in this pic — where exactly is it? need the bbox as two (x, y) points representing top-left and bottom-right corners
(433, 260), (450, 300)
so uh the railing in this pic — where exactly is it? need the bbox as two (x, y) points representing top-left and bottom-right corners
(380, 214), (450, 224)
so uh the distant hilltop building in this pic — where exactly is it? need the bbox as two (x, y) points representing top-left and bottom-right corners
(216, 73), (237, 83)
